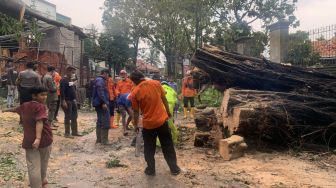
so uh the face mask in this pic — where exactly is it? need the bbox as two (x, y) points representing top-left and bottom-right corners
(122, 77), (126, 80)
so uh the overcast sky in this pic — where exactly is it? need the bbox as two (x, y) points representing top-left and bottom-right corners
(48, 0), (336, 31)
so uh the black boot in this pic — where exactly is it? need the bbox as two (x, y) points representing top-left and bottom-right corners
(64, 123), (73, 138)
(71, 120), (82, 136)
(101, 128), (110, 145)
(96, 127), (102, 143)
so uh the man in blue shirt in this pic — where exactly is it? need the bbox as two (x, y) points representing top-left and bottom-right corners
(117, 92), (133, 136)
(92, 69), (110, 144)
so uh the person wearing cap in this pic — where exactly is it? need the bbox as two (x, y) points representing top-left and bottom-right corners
(60, 65), (82, 138)
(129, 70), (181, 176)
(116, 70), (134, 133)
(92, 69), (111, 144)
(181, 71), (197, 119)
(17, 61), (42, 104)
(42, 65), (58, 129)
(116, 70), (133, 95)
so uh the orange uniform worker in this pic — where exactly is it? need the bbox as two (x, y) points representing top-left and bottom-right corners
(115, 70), (134, 132)
(107, 74), (118, 128)
(116, 70), (133, 95)
(181, 71), (197, 119)
(53, 71), (62, 121)
(129, 70), (181, 176)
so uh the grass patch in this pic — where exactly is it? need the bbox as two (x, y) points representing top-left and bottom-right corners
(0, 153), (24, 182)
(16, 126), (23, 134)
(106, 158), (127, 168)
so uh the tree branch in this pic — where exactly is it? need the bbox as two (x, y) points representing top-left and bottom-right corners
(241, 0), (254, 20)
(247, 17), (259, 25)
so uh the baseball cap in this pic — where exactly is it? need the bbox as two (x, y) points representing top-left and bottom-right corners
(66, 65), (76, 70)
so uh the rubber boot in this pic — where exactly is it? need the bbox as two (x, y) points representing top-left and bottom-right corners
(96, 127), (102, 143)
(64, 123), (73, 138)
(183, 108), (188, 119)
(101, 128), (110, 145)
(71, 120), (83, 136)
(190, 107), (195, 119)
(110, 116), (118, 129)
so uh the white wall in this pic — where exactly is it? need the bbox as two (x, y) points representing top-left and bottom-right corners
(22, 0), (57, 20)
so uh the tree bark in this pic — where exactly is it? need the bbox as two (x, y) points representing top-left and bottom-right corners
(221, 89), (336, 146)
(165, 51), (176, 77)
(191, 45), (336, 98)
(133, 37), (140, 65)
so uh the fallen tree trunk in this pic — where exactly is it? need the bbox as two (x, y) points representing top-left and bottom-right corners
(191, 45), (336, 98)
(221, 89), (336, 146)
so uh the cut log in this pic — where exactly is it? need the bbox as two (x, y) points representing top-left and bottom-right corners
(219, 135), (248, 160)
(221, 89), (336, 145)
(194, 132), (213, 147)
(194, 108), (217, 132)
(191, 45), (336, 98)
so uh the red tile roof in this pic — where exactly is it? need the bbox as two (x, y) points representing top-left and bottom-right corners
(312, 37), (336, 57)
(136, 59), (160, 73)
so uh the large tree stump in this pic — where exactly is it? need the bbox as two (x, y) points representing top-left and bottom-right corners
(220, 89), (336, 145)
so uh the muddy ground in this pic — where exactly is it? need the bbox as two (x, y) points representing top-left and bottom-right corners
(0, 108), (336, 188)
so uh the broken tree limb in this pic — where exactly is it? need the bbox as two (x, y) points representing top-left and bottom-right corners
(191, 46), (336, 98)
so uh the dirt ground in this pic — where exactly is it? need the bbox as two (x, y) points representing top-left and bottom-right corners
(0, 108), (336, 188)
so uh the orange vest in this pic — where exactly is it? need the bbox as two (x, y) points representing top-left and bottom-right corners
(116, 78), (133, 96)
(107, 77), (117, 100)
(182, 77), (197, 97)
(53, 72), (62, 96)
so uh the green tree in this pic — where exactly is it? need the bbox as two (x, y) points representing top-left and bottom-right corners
(138, 0), (189, 76)
(98, 34), (130, 74)
(214, 0), (299, 28)
(102, 0), (147, 64)
(210, 0), (298, 55)
(249, 31), (268, 57)
(286, 31), (320, 67)
(84, 25), (102, 62)
(147, 47), (160, 67)
(0, 13), (23, 39)
(100, 0), (299, 75)
(84, 38), (102, 62)
(179, 0), (218, 50)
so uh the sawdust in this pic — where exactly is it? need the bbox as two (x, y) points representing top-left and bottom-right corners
(0, 110), (335, 188)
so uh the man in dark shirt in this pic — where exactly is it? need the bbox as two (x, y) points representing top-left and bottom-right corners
(60, 66), (82, 138)
(17, 61), (42, 104)
(42, 66), (58, 129)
